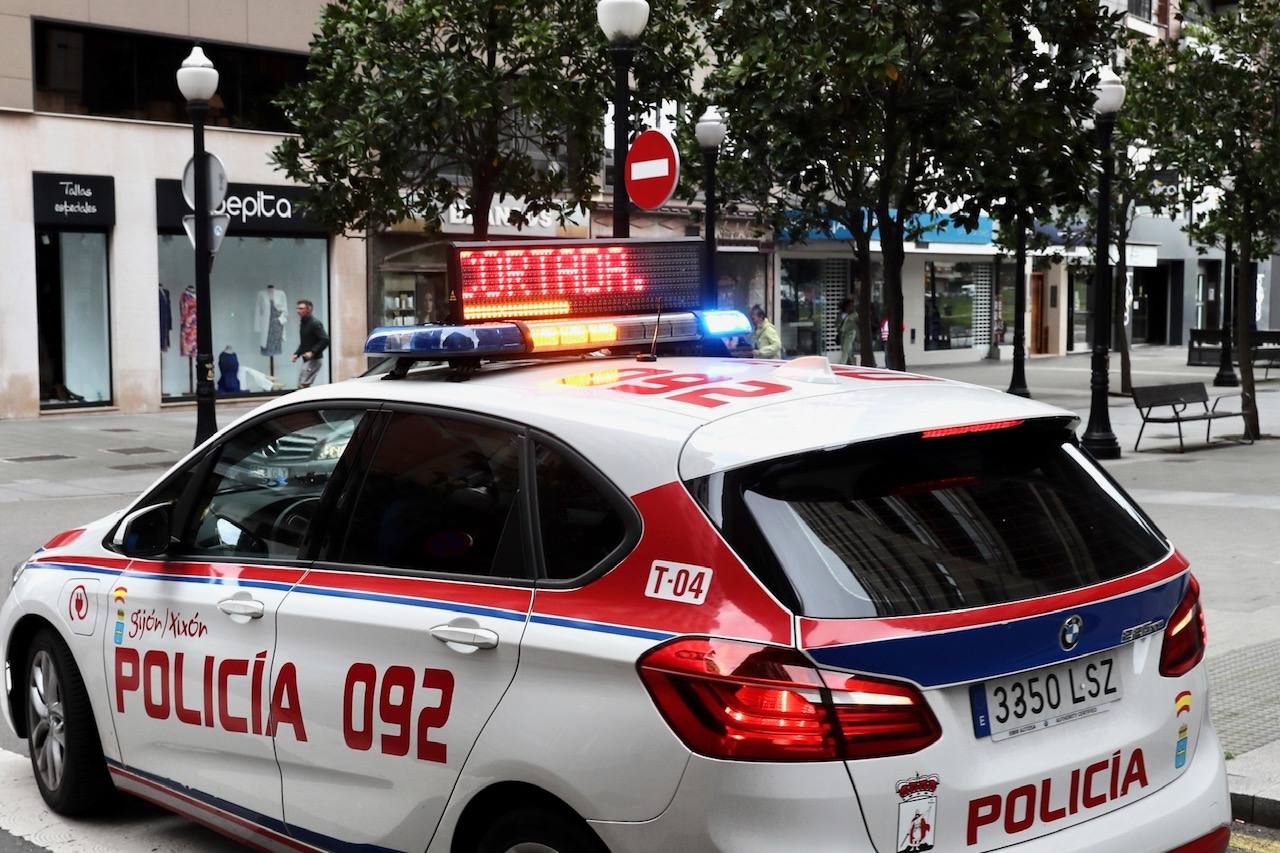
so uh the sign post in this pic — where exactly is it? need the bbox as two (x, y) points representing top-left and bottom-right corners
(624, 129), (681, 211)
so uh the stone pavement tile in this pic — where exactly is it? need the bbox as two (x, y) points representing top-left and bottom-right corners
(1, 479), (105, 499)
(1210, 638), (1280, 757)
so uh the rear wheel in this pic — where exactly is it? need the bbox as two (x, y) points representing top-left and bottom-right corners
(476, 807), (607, 853)
(25, 628), (113, 814)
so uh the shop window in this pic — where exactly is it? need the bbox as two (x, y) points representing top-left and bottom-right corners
(157, 235), (329, 399)
(924, 261), (988, 351)
(36, 230), (111, 407)
(34, 21), (305, 132)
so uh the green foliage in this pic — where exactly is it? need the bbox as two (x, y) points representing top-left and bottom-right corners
(272, 0), (701, 237)
(966, 0), (1120, 255)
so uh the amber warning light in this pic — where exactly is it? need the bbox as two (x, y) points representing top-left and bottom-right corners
(448, 239), (704, 323)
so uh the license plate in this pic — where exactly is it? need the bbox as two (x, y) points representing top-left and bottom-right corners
(971, 652), (1123, 741)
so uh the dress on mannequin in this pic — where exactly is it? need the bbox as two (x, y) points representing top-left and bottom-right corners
(179, 287), (197, 357)
(255, 286), (288, 357)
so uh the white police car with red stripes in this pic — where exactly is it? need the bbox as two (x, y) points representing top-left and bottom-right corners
(2, 239), (1229, 853)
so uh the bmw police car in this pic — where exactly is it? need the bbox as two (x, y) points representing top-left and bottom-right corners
(3, 239), (1229, 853)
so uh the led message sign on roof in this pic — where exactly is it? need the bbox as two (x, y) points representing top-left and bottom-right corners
(448, 239), (703, 323)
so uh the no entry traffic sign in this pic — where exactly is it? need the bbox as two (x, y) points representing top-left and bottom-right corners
(625, 129), (681, 211)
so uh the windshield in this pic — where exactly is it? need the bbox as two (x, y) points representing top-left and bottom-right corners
(690, 420), (1170, 619)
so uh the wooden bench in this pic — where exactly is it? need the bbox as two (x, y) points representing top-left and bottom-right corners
(1131, 382), (1249, 452)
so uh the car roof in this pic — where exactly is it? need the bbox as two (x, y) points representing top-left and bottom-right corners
(258, 356), (1075, 494)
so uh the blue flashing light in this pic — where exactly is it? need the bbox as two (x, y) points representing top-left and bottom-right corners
(698, 310), (752, 337)
(365, 323), (529, 357)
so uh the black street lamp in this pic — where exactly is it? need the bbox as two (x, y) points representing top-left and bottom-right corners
(695, 106), (726, 310)
(1214, 183), (1239, 387)
(1081, 65), (1126, 459)
(177, 45), (219, 446)
(597, 0), (649, 238)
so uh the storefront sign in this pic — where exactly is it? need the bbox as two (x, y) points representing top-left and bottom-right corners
(442, 195), (587, 238)
(34, 173), (116, 227)
(155, 180), (326, 234)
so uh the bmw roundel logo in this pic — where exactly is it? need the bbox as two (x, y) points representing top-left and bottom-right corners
(1060, 615), (1084, 651)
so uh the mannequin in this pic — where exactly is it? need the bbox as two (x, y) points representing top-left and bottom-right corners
(159, 284), (172, 352)
(255, 284), (288, 377)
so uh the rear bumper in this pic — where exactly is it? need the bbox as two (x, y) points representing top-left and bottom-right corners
(588, 755), (871, 853)
(588, 722), (1228, 853)
(1002, 721), (1229, 853)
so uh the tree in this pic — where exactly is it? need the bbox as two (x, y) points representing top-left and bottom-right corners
(1145, 0), (1280, 438)
(963, 0), (1119, 396)
(702, 0), (1112, 371)
(272, 0), (701, 238)
(1090, 33), (1182, 396)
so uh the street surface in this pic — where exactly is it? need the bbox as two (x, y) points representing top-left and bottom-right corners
(0, 350), (1279, 850)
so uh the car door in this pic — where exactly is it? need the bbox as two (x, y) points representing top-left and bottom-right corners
(106, 405), (371, 840)
(272, 407), (534, 852)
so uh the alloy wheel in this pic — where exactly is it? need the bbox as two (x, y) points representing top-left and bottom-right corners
(28, 650), (66, 793)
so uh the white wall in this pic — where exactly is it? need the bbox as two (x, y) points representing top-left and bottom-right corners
(0, 111), (365, 418)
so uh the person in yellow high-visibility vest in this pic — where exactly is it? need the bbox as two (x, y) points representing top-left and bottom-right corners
(750, 305), (781, 359)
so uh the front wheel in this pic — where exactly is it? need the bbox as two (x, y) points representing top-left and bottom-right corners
(26, 628), (113, 814)
(476, 807), (608, 853)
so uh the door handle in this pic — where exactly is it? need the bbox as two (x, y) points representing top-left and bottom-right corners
(218, 597), (265, 619)
(430, 625), (499, 650)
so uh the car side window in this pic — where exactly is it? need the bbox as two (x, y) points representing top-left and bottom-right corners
(534, 441), (630, 580)
(337, 412), (528, 579)
(179, 408), (365, 560)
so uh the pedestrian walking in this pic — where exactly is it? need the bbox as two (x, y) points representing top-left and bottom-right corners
(291, 299), (329, 388)
(837, 298), (859, 365)
(750, 305), (781, 359)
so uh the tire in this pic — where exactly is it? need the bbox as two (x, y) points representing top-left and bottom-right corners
(476, 807), (608, 853)
(25, 627), (114, 815)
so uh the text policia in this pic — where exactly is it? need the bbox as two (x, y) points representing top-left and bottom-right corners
(113, 648), (455, 762)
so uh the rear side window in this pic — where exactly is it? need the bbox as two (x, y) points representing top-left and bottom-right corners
(534, 441), (631, 581)
(694, 421), (1169, 618)
(337, 413), (528, 579)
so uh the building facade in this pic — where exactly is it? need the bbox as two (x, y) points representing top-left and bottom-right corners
(0, 1), (367, 419)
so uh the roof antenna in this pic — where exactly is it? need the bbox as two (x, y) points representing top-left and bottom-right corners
(636, 299), (662, 362)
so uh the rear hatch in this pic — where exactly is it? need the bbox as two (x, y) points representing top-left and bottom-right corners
(684, 414), (1208, 852)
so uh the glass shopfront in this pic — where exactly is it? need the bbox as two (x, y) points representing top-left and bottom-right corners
(155, 181), (329, 399)
(714, 251), (769, 315)
(33, 173), (115, 409)
(923, 261), (992, 351)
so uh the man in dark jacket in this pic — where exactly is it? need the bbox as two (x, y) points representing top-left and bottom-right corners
(291, 299), (330, 388)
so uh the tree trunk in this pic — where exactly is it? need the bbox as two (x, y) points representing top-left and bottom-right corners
(470, 166), (494, 240)
(1008, 213), (1030, 396)
(877, 207), (907, 371)
(1112, 236), (1133, 396)
(1237, 219), (1261, 439)
(852, 211), (876, 367)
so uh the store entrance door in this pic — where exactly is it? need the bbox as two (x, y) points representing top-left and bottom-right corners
(1132, 267), (1169, 344)
(35, 229), (112, 408)
(1030, 273), (1047, 353)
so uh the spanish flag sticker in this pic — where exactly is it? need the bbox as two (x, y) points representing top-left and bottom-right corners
(1175, 691), (1192, 716)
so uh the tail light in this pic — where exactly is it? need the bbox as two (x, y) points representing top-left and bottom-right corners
(637, 637), (940, 761)
(1160, 574), (1207, 677)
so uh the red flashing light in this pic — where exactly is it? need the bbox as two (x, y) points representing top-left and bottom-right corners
(921, 419), (1024, 439)
(638, 637), (939, 761)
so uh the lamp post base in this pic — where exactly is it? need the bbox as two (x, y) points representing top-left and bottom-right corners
(1081, 345), (1121, 459)
(1213, 345), (1239, 387)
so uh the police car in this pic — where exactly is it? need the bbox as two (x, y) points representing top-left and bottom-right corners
(3, 239), (1229, 853)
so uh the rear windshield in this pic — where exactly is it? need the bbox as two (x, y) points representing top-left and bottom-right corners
(688, 420), (1169, 619)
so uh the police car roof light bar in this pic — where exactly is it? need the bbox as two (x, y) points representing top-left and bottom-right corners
(363, 309), (749, 364)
